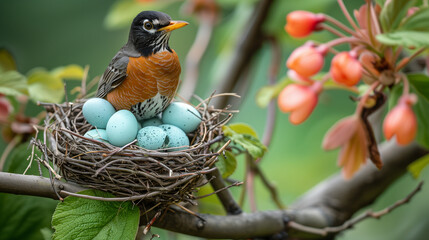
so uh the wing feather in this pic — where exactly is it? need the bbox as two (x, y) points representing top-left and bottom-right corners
(96, 44), (140, 98)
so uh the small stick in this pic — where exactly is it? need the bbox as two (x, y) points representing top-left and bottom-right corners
(174, 203), (206, 222)
(195, 181), (242, 199)
(143, 211), (161, 235)
(288, 181), (424, 236)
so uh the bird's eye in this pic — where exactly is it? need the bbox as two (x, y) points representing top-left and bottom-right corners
(143, 21), (153, 30)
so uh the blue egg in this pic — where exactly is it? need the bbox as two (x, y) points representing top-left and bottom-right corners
(84, 129), (108, 143)
(137, 126), (167, 150)
(162, 102), (201, 133)
(141, 117), (163, 128)
(106, 110), (138, 147)
(82, 98), (116, 128)
(159, 124), (189, 151)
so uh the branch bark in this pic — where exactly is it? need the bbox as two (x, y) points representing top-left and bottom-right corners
(0, 141), (426, 239)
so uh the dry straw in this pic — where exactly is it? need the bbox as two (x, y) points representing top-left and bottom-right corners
(33, 93), (237, 209)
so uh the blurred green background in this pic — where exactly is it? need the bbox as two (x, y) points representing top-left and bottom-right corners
(0, 0), (428, 239)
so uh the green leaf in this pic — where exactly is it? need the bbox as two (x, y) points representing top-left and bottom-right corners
(216, 150), (237, 179)
(408, 154), (429, 178)
(401, 7), (429, 31)
(104, 0), (181, 29)
(256, 78), (291, 108)
(27, 69), (64, 103)
(0, 143), (57, 240)
(0, 49), (16, 72)
(408, 73), (429, 102)
(376, 30), (429, 47)
(379, 0), (412, 31)
(223, 125), (267, 159)
(0, 70), (28, 96)
(412, 87), (429, 149)
(387, 84), (402, 111)
(409, 74), (429, 148)
(52, 189), (140, 240)
(227, 123), (259, 138)
(51, 64), (84, 80)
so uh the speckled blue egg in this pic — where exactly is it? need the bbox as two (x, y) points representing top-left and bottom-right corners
(106, 110), (138, 147)
(141, 117), (163, 128)
(162, 102), (201, 133)
(82, 98), (116, 128)
(159, 124), (189, 151)
(84, 129), (108, 142)
(137, 126), (167, 150)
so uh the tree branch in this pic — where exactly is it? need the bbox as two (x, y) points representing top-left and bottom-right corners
(1, 141), (426, 239)
(212, 0), (274, 109)
(179, 17), (215, 101)
(0, 172), (85, 199)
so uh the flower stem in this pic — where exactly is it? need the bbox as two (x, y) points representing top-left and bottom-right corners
(401, 74), (410, 96)
(322, 37), (365, 50)
(321, 24), (347, 38)
(337, 0), (362, 35)
(324, 14), (358, 37)
(395, 47), (427, 72)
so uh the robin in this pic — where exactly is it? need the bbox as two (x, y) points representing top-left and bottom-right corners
(96, 11), (188, 120)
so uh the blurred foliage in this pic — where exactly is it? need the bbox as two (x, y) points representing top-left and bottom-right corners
(0, 0), (428, 239)
(0, 49), (84, 103)
(0, 143), (57, 240)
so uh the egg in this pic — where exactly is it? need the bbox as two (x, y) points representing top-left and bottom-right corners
(106, 110), (138, 147)
(82, 98), (116, 128)
(137, 126), (167, 150)
(162, 102), (202, 133)
(141, 117), (163, 128)
(84, 129), (108, 142)
(159, 124), (189, 151)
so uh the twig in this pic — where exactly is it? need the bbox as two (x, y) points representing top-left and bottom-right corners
(288, 181), (424, 236)
(245, 36), (280, 211)
(143, 211), (161, 235)
(195, 181), (242, 199)
(24, 126), (39, 175)
(206, 167), (242, 215)
(174, 203), (206, 222)
(247, 154), (285, 210)
(179, 17), (215, 101)
(0, 134), (22, 172)
(212, 0), (274, 109)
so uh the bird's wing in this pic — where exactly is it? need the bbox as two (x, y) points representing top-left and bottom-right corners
(96, 44), (140, 98)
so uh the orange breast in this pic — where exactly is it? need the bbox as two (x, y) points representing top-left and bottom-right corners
(106, 50), (181, 111)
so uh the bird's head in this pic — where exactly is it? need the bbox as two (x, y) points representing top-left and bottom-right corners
(129, 11), (188, 57)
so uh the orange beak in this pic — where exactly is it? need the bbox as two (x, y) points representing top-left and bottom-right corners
(158, 20), (189, 32)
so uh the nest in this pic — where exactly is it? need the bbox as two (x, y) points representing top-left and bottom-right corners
(34, 95), (234, 209)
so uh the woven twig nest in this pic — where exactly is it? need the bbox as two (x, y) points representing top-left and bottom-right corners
(34, 95), (233, 208)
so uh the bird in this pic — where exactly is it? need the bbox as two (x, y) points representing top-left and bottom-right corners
(96, 11), (188, 120)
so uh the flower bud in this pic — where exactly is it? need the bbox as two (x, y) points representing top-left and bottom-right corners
(287, 46), (324, 77)
(330, 52), (362, 86)
(285, 11), (325, 38)
(383, 95), (417, 145)
(277, 82), (322, 125)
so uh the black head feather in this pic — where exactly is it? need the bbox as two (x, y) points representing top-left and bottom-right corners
(129, 11), (173, 57)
